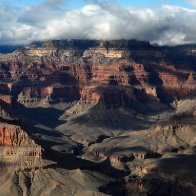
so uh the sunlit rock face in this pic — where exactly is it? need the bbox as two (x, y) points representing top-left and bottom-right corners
(0, 40), (195, 196)
(0, 123), (42, 166)
(0, 39), (195, 108)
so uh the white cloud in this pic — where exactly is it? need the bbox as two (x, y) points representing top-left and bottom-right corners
(81, 4), (101, 15)
(186, 0), (196, 8)
(0, 2), (196, 45)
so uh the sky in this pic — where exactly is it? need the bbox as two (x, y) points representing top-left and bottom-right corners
(0, 0), (196, 45)
(1, 0), (192, 9)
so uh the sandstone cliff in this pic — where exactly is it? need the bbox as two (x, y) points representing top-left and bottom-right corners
(0, 39), (195, 109)
(0, 123), (42, 165)
(0, 40), (195, 195)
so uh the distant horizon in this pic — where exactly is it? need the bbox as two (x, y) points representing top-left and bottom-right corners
(1, 38), (196, 49)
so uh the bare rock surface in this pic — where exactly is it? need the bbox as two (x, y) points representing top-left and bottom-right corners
(0, 39), (195, 195)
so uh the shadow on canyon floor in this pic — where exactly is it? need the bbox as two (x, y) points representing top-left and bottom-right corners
(71, 106), (159, 131)
(14, 104), (68, 148)
(151, 153), (196, 175)
(134, 153), (196, 196)
(44, 149), (130, 178)
(16, 104), (65, 128)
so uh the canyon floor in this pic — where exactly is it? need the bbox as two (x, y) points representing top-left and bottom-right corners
(0, 40), (195, 195)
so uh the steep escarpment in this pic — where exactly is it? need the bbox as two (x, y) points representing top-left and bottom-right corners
(0, 123), (42, 163)
(0, 40), (195, 109)
(0, 40), (195, 195)
(0, 41), (194, 112)
(0, 124), (39, 147)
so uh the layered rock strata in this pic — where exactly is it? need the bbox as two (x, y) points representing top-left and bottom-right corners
(0, 123), (42, 162)
(0, 39), (195, 108)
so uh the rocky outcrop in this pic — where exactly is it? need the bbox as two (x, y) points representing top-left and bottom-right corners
(126, 176), (195, 196)
(0, 124), (35, 146)
(79, 85), (100, 104)
(0, 40), (195, 195)
(0, 94), (13, 104)
(17, 85), (80, 107)
(0, 123), (42, 161)
(0, 39), (195, 109)
(86, 124), (196, 163)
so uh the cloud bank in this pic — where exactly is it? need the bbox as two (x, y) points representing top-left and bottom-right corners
(186, 0), (196, 8)
(1, 0), (196, 45)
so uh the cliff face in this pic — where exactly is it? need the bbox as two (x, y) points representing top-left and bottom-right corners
(0, 123), (42, 163)
(17, 85), (80, 107)
(0, 39), (195, 108)
(0, 40), (195, 195)
(0, 124), (37, 146)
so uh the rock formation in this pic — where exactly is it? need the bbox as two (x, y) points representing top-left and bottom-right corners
(0, 39), (195, 195)
(0, 39), (195, 109)
(0, 123), (42, 163)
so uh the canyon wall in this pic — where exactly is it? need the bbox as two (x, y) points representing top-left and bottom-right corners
(0, 39), (195, 108)
(0, 123), (42, 163)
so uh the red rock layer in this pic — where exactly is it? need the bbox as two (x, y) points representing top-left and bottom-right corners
(0, 124), (42, 159)
(0, 40), (195, 107)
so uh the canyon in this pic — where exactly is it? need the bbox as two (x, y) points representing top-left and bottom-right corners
(0, 39), (195, 195)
